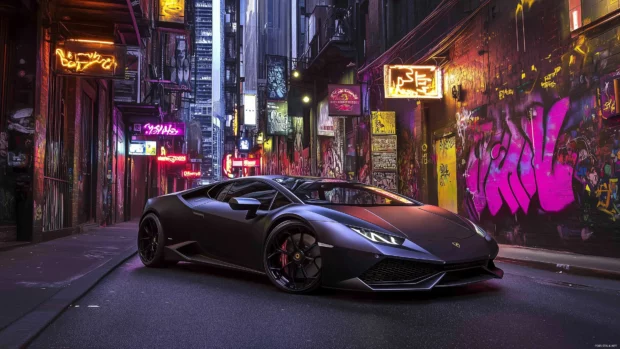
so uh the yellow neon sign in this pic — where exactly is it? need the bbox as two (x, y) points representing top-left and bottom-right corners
(160, 0), (185, 23)
(56, 48), (117, 73)
(384, 65), (443, 99)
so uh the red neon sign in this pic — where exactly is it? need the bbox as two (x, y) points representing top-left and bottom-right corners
(223, 154), (235, 178)
(157, 155), (187, 163)
(182, 170), (201, 178)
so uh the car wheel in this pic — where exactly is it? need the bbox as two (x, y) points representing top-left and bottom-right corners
(263, 220), (322, 294)
(138, 213), (167, 268)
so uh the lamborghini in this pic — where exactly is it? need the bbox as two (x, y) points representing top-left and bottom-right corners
(137, 176), (503, 293)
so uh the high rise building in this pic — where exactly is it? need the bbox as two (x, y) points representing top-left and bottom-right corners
(191, 0), (216, 179)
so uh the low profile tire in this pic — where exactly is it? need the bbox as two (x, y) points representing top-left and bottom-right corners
(138, 213), (167, 268)
(263, 220), (322, 294)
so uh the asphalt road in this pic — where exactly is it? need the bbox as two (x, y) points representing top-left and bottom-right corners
(29, 257), (620, 349)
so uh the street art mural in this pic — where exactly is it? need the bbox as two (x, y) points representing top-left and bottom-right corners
(442, 0), (620, 256)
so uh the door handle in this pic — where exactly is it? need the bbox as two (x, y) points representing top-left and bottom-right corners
(192, 211), (204, 218)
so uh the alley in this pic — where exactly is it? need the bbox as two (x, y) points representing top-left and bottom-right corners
(29, 256), (620, 349)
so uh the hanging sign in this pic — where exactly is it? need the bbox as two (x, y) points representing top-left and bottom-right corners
(384, 65), (442, 99)
(328, 84), (361, 116)
(135, 122), (185, 136)
(182, 170), (201, 178)
(232, 158), (259, 167)
(129, 141), (157, 156)
(159, 0), (185, 25)
(55, 40), (126, 78)
(157, 155), (187, 163)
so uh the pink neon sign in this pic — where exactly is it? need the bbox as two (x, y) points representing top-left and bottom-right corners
(141, 122), (185, 136)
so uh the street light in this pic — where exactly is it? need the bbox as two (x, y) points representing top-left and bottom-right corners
(302, 95), (311, 104)
(292, 70), (301, 78)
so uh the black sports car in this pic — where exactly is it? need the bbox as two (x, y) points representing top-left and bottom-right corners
(137, 176), (503, 293)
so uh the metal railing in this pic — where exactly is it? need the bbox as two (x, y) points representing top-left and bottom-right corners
(299, 6), (354, 66)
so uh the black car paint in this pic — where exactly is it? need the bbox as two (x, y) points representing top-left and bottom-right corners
(140, 176), (502, 290)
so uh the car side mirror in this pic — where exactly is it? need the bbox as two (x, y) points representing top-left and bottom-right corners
(229, 197), (261, 219)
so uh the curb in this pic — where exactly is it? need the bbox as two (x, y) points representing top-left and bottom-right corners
(0, 246), (138, 349)
(496, 256), (620, 282)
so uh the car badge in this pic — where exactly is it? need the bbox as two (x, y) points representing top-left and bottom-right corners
(452, 242), (461, 248)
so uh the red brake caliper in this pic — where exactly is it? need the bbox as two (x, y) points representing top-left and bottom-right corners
(280, 240), (288, 271)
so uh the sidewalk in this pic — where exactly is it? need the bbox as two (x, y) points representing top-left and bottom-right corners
(497, 244), (620, 281)
(0, 221), (138, 349)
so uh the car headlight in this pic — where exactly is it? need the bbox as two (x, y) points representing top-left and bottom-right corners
(347, 226), (405, 246)
(466, 219), (493, 242)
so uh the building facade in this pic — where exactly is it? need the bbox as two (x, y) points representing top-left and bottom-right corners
(254, 0), (620, 257)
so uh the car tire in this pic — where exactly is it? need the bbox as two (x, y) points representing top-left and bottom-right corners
(263, 220), (322, 294)
(137, 213), (167, 268)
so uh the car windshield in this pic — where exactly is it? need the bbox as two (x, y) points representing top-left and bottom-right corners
(291, 181), (418, 206)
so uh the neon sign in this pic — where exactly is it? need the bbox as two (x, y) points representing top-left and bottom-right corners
(384, 65), (442, 99)
(140, 122), (185, 136)
(231, 158), (258, 167)
(328, 84), (361, 116)
(182, 170), (201, 178)
(157, 155), (187, 163)
(160, 0), (185, 24)
(56, 49), (117, 73)
(223, 154), (235, 178)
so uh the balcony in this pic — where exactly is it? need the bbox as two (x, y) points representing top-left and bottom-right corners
(298, 6), (356, 74)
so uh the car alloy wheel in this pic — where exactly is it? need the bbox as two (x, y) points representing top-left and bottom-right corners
(264, 221), (322, 293)
(137, 213), (166, 267)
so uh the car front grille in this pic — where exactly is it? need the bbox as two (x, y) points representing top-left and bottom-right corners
(359, 258), (489, 285)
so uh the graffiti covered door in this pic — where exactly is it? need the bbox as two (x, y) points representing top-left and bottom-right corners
(435, 135), (458, 213)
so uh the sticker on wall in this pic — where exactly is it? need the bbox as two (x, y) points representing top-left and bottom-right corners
(371, 111), (396, 135)
(371, 135), (397, 153)
(372, 171), (397, 191)
(372, 152), (397, 171)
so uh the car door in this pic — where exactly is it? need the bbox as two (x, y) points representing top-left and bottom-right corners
(196, 180), (280, 268)
(190, 182), (234, 259)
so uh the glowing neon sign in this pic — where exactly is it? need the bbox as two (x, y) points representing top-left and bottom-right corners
(223, 154), (235, 178)
(160, 0), (185, 24)
(157, 155), (187, 163)
(384, 65), (442, 99)
(56, 49), (117, 73)
(182, 170), (201, 178)
(231, 158), (258, 167)
(141, 122), (185, 136)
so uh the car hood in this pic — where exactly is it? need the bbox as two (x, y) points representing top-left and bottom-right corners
(324, 205), (476, 241)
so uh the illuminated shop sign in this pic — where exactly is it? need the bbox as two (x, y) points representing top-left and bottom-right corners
(55, 40), (126, 78)
(182, 170), (201, 178)
(231, 158), (259, 167)
(223, 154), (235, 178)
(137, 122), (185, 136)
(159, 0), (185, 24)
(384, 65), (442, 99)
(244, 94), (257, 125)
(239, 137), (251, 152)
(129, 141), (157, 156)
(328, 84), (361, 116)
(157, 155), (187, 163)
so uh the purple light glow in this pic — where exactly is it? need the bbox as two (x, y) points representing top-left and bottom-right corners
(142, 122), (185, 136)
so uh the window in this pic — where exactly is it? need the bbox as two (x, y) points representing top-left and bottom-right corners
(270, 193), (292, 210)
(209, 183), (234, 201)
(293, 182), (417, 206)
(570, 0), (620, 31)
(223, 181), (278, 210)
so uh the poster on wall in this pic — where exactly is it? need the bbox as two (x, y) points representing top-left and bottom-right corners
(129, 141), (157, 156)
(165, 35), (191, 90)
(266, 101), (290, 135)
(371, 135), (397, 152)
(435, 135), (458, 213)
(266, 55), (287, 101)
(328, 84), (361, 116)
(371, 111), (396, 135)
(372, 152), (397, 171)
(290, 117), (304, 156)
(318, 97), (334, 136)
(599, 71), (620, 119)
(372, 172), (397, 191)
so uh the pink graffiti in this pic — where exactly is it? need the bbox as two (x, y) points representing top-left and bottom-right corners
(466, 98), (576, 218)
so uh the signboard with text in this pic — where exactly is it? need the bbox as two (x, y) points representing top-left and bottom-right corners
(328, 84), (361, 116)
(266, 101), (290, 136)
(133, 122), (185, 136)
(384, 65), (442, 99)
(55, 40), (126, 78)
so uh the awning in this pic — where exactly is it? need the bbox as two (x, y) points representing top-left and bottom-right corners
(116, 103), (163, 124)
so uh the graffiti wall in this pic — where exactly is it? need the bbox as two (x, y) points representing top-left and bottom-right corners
(436, 0), (620, 256)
